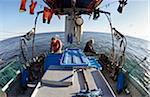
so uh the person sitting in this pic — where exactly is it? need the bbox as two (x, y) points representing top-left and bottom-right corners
(84, 39), (96, 55)
(50, 36), (63, 53)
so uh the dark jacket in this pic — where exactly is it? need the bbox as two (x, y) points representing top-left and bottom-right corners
(84, 41), (96, 54)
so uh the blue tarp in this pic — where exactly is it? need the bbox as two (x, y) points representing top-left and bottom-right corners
(44, 49), (102, 71)
(60, 49), (89, 67)
(44, 54), (62, 71)
(88, 57), (102, 70)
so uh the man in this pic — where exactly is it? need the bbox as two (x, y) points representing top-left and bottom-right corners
(84, 39), (96, 55)
(50, 36), (63, 53)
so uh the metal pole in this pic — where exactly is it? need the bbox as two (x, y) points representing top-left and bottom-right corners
(32, 11), (43, 58)
(105, 14), (115, 65)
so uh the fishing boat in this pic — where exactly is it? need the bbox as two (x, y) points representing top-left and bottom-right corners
(0, 0), (150, 97)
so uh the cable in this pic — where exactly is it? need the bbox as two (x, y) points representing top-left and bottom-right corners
(32, 11), (43, 58)
(104, 13), (116, 66)
(112, 28), (127, 68)
(20, 37), (28, 62)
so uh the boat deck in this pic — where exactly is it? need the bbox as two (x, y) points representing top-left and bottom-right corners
(102, 69), (143, 97)
(31, 68), (116, 97)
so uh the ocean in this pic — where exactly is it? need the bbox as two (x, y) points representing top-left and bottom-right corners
(0, 32), (150, 92)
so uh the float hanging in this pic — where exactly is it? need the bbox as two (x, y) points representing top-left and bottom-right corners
(20, 0), (27, 12)
(117, 0), (127, 13)
(93, 8), (100, 20)
(43, 7), (54, 24)
(30, 0), (37, 15)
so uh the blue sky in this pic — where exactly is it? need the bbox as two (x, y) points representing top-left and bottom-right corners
(0, 0), (149, 41)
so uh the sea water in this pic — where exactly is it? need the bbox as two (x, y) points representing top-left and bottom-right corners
(0, 32), (150, 92)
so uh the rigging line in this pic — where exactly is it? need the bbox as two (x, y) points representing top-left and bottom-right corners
(118, 37), (127, 67)
(32, 11), (43, 59)
(20, 38), (28, 62)
(105, 13), (115, 64)
(104, 15), (127, 68)
(132, 54), (148, 64)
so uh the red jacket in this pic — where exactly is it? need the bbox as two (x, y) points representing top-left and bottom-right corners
(51, 40), (61, 53)
(20, 0), (27, 12)
(30, 1), (37, 14)
(43, 7), (53, 24)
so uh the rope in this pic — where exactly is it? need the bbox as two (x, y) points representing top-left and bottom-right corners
(32, 11), (43, 58)
(20, 37), (28, 62)
(104, 13), (115, 66)
(112, 28), (127, 68)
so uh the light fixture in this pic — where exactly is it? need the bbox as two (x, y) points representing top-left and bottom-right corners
(75, 17), (84, 26)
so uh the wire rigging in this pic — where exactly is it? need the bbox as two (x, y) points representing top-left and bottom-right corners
(32, 11), (44, 58)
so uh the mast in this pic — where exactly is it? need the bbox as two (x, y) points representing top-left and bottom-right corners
(43, 0), (103, 45)
(65, 14), (83, 45)
(65, 0), (84, 45)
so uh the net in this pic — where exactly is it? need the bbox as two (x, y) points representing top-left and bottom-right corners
(0, 59), (24, 92)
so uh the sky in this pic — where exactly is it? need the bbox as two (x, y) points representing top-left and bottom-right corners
(0, 0), (149, 41)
